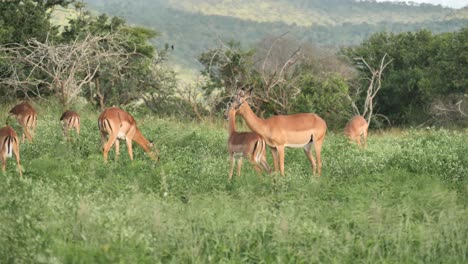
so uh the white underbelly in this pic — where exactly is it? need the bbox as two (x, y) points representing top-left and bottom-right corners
(285, 143), (309, 148)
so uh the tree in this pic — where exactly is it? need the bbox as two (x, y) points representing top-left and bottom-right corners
(0, 0), (72, 45)
(0, 34), (134, 106)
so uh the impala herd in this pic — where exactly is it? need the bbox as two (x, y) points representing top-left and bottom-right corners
(1, 89), (369, 180)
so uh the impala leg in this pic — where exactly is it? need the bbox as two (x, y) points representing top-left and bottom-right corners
(63, 124), (70, 141)
(76, 123), (80, 135)
(24, 127), (33, 142)
(314, 139), (324, 176)
(237, 157), (243, 177)
(277, 145), (285, 176)
(249, 156), (262, 175)
(115, 139), (120, 160)
(1, 155), (6, 175)
(258, 141), (270, 174)
(100, 132), (107, 149)
(260, 158), (271, 174)
(303, 143), (317, 175)
(13, 142), (22, 178)
(229, 154), (235, 180)
(126, 138), (134, 161)
(363, 130), (368, 149)
(270, 147), (279, 173)
(103, 134), (118, 163)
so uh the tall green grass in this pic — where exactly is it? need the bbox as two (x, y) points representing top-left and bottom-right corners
(0, 106), (466, 263)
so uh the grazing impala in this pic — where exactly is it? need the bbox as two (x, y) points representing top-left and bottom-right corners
(60, 110), (80, 139)
(0, 126), (22, 178)
(98, 107), (158, 162)
(225, 101), (270, 180)
(231, 88), (327, 176)
(8, 102), (37, 142)
(344, 115), (368, 148)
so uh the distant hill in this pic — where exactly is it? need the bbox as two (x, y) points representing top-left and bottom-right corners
(82, 0), (467, 71)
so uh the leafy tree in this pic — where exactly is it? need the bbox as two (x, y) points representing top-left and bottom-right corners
(0, 0), (72, 45)
(343, 28), (468, 125)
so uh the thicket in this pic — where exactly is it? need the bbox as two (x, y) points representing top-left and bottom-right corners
(0, 1), (466, 128)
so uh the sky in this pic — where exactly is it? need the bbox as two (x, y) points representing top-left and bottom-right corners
(375, 0), (468, 8)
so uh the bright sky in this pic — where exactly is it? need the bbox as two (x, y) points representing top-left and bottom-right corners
(376, 0), (468, 8)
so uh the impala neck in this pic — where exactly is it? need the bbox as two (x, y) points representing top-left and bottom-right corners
(228, 110), (237, 134)
(134, 129), (154, 155)
(237, 103), (268, 136)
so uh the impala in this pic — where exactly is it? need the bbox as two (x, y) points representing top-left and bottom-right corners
(98, 107), (159, 162)
(225, 101), (270, 180)
(231, 88), (327, 176)
(344, 115), (368, 148)
(60, 110), (80, 139)
(0, 126), (22, 178)
(8, 102), (37, 142)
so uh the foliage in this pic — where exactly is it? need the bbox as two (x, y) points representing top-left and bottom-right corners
(0, 105), (466, 262)
(82, 0), (467, 70)
(343, 28), (468, 125)
(0, 0), (72, 45)
(292, 73), (350, 129)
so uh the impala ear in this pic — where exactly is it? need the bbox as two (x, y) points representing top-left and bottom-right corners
(247, 87), (253, 96)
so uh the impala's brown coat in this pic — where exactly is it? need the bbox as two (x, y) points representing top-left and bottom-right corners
(0, 126), (22, 178)
(344, 115), (368, 148)
(225, 102), (270, 180)
(232, 89), (327, 176)
(9, 102), (37, 142)
(98, 107), (158, 162)
(60, 110), (80, 139)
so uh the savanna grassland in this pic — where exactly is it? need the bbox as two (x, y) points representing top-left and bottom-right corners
(0, 103), (467, 263)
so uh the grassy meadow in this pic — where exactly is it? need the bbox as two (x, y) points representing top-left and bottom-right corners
(0, 103), (467, 263)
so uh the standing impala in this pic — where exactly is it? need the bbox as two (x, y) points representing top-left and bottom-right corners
(344, 115), (368, 148)
(225, 101), (270, 180)
(0, 126), (22, 178)
(60, 110), (80, 139)
(8, 102), (37, 142)
(231, 88), (327, 176)
(98, 107), (159, 162)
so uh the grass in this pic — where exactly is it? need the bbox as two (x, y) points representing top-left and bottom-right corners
(0, 104), (466, 263)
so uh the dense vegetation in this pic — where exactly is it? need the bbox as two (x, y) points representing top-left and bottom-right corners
(0, 104), (466, 262)
(83, 0), (467, 69)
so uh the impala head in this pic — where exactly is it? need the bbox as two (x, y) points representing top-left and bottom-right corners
(148, 140), (161, 161)
(232, 87), (253, 112)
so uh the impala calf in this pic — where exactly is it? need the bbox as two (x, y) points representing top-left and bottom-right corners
(231, 88), (327, 176)
(98, 107), (159, 162)
(225, 102), (270, 180)
(60, 110), (80, 139)
(0, 126), (22, 178)
(8, 102), (37, 142)
(344, 115), (368, 148)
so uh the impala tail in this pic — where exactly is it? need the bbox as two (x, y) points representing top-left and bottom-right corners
(3, 136), (13, 157)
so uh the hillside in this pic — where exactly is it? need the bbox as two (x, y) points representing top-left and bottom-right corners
(82, 0), (467, 70)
